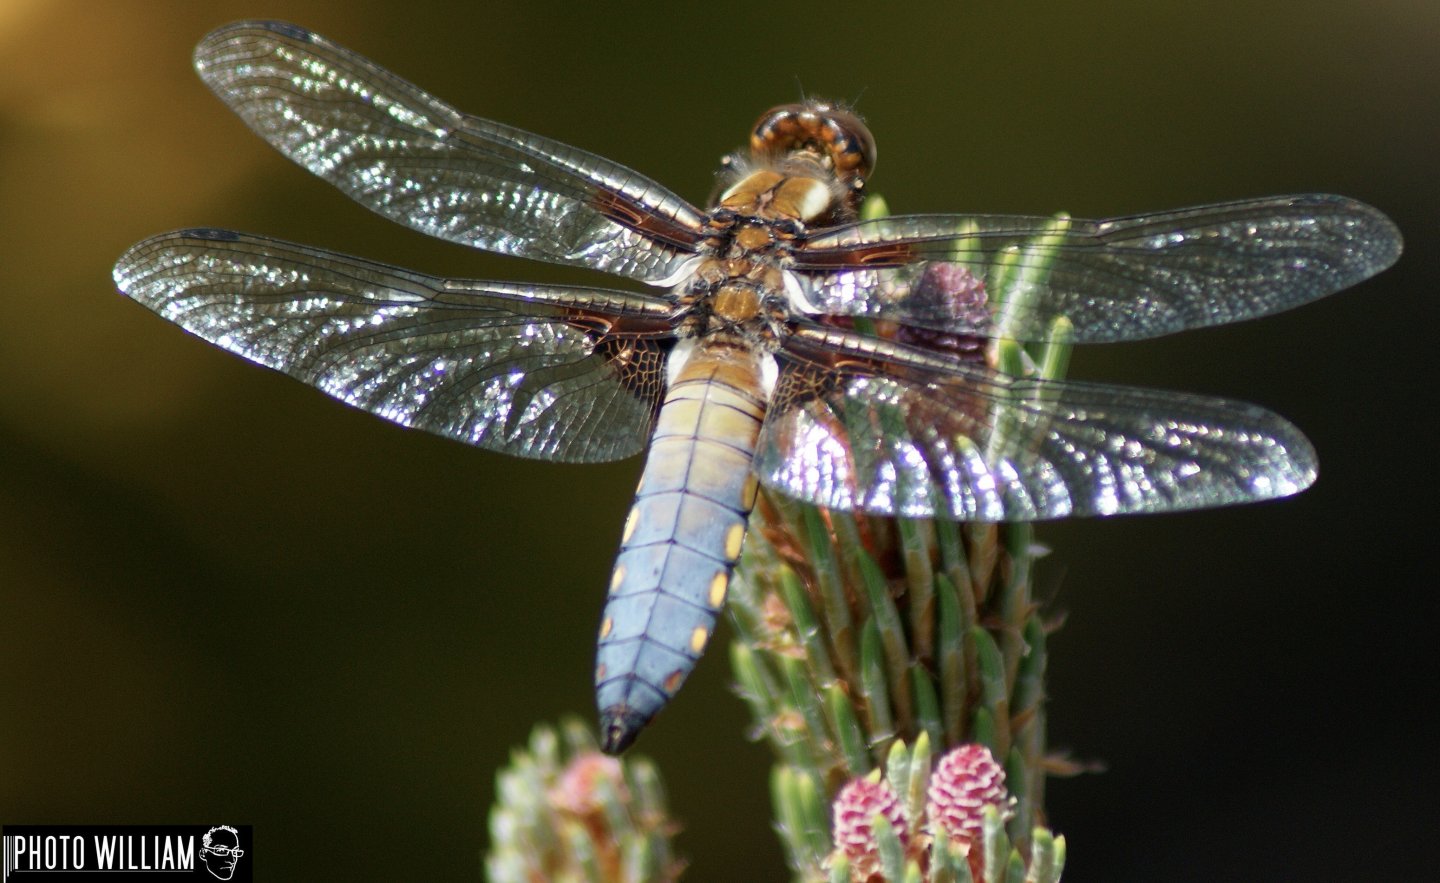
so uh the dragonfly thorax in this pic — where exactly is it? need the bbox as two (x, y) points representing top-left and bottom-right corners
(718, 168), (838, 225)
(680, 266), (788, 343)
(711, 281), (764, 325)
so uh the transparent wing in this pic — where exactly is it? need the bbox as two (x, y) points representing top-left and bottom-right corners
(790, 194), (1401, 343)
(755, 326), (1316, 521)
(193, 21), (707, 285)
(114, 229), (677, 462)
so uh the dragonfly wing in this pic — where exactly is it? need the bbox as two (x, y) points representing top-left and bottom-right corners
(755, 327), (1316, 521)
(193, 21), (707, 285)
(791, 194), (1401, 343)
(114, 229), (674, 462)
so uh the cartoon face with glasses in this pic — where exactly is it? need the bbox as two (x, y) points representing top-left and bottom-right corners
(199, 826), (244, 880)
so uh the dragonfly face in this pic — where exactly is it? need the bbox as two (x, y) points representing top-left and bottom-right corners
(113, 21), (1402, 753)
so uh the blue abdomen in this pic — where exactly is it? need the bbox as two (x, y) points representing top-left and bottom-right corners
(594, 339), (767, 753)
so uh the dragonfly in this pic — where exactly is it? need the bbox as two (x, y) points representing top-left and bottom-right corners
(114, 21), (1401, 754)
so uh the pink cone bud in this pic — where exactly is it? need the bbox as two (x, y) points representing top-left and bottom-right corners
(832, 776), (908, 876)
(550, 752), (625, 818)
(925, 744), (1015, 849)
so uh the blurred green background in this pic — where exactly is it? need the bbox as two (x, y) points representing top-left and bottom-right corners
(1, 1), (1434, 879)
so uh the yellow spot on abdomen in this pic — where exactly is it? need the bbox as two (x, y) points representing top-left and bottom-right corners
(689, 626), (708, 653)
(621, 505), (640, 544)
(741, 473), (759, 510)
(663, 669), (685, 693)
(600, 617), (613, 639)
(610, 565), (626, 593)
(708, 571), (729, 608)
(724, 522), (746, 560)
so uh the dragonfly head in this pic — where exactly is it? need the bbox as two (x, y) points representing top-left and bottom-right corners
(750, 101), (876, 190)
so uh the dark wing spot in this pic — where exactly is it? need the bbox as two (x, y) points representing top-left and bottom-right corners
(263, 21), (315, 42)
(181, 228), (242, 241)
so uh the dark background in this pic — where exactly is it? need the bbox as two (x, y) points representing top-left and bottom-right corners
(1, 2), (1434, 880)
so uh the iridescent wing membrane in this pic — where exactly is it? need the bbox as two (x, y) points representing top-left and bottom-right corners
(190, 21), (707, 285)
(759, 328), (1320, 521)
(761, 197), (1401, 519)
(790, 196), (1397, 343)
(116, 230), (675, 462)
(115, 20), (1403, 524)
